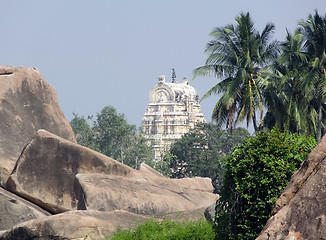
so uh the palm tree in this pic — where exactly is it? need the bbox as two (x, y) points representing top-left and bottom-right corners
(299, 11), (326, 141)
(264, 30), (311, 134)
(194, 12), (278, 132)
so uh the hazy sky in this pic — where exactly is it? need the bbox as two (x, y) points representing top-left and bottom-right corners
(1, 1), (326, 131)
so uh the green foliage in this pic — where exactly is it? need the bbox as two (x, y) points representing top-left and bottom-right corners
(195, 11), (326, 141)
(194, 12), (278, 132)
(107, 218), (215, 240)
(70, 113), (96, 149)
(215, 129), (317, 240)
(264, 11), (326, 141)
(70, 106), (153, 169)
(92, 106), (136, 160)
(298, 11), (326, 141)
(146, 155), (173, 177)
(264, 30), (310, 136)
(164, 123), (249, 191)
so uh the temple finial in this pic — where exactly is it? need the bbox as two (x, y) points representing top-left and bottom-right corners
(171, 68), (176, 83)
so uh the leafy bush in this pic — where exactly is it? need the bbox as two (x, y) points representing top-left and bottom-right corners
(107, 218), (215, 240)
(215, 128), (317, 240)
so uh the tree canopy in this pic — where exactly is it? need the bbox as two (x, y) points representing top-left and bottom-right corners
(196, 11), (326, 141)
(163, 123), (249, 191)
(194, 12), (278, 132)
(70, 106), (153, 169)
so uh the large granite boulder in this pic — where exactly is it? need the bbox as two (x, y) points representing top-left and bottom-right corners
(256, 134), (326, 240)
(138, 162), (165, 177)
(0, 210), (148, 240)
(76, 173), (217, 216)
(0, 66), (219, 239)
(6, 130), (132, 213)
(0, 66), (76, 187)
(0, 187), (50, 231)
(6, 129), (218, 216)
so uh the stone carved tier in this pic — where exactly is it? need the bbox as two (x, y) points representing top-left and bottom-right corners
(142, 75), (205, 161)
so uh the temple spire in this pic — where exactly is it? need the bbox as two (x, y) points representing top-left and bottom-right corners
(142, 73), (205, 161)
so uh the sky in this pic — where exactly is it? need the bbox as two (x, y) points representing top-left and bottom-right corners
(1, 1), (326, 132)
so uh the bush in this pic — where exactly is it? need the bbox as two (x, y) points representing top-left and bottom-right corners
(107, 218), (215, 240)
(215, 128), (317, 240)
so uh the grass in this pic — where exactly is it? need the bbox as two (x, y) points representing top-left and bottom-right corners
(105, 218), (215, 240)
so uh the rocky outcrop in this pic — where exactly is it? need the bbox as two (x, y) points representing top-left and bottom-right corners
(256, 134), (326, 240)
(138, 162), (164, 177)
(76, 173), (217, 215)
(0, 210), (148, 240)
(0, 187), (50, 231)
(6, 129), (218, 216)
(0, 66), (218, 239)
(6, 130), (132, 213)
(0, 66), (76, 187)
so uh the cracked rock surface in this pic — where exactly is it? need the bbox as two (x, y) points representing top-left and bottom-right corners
(0, 66), (76, 187)
(0, 187), (50, 231)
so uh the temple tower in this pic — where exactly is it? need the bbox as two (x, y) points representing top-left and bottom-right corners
(142, 74), (205, 161)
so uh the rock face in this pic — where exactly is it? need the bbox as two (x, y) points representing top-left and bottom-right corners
(6, 130), (132, 213)
(0, 210), (148, 240)
(0, 66), (76, 187)
(0, 66), (218, 239)
(6, 130), (218, 216)
(0, 187), (50, 231)
(138, 162), (165, 177)
(76, 173), (217, 216)
(256, 134), (326, 240)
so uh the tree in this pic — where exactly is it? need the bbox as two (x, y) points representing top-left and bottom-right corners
(299, 11), (326, 141)
(264, 30), (311, 134)
(92, 106), (136, 163)
(214, 129), (316, 240)
(164, 123), (249, 191)
(263, 11), (326, 141)
(70, 106), (153, 168)
(70, 113), (95, 148)
(194, 12), (278, 133)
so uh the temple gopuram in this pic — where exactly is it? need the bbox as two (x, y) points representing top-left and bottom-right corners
(142, 72), (205, 161)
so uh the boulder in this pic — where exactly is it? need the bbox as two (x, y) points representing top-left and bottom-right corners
(138, 162), (164, 177)
(76, 173), (218, 216)
(256, 134), (326, 240)
(0, 66), (218, 238)
(0, 187), (50, 231)
(0, 66), (76, 187)
(6, 129), (218, 217)
(0, 210), (148, 240)
(6, 130), (132, 213)
(162, 206), (212, 222)
(204, 203), (217, 222)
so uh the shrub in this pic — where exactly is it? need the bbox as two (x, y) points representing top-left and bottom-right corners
(107, 218), (215, 240)
(215, 128), (317, 240)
